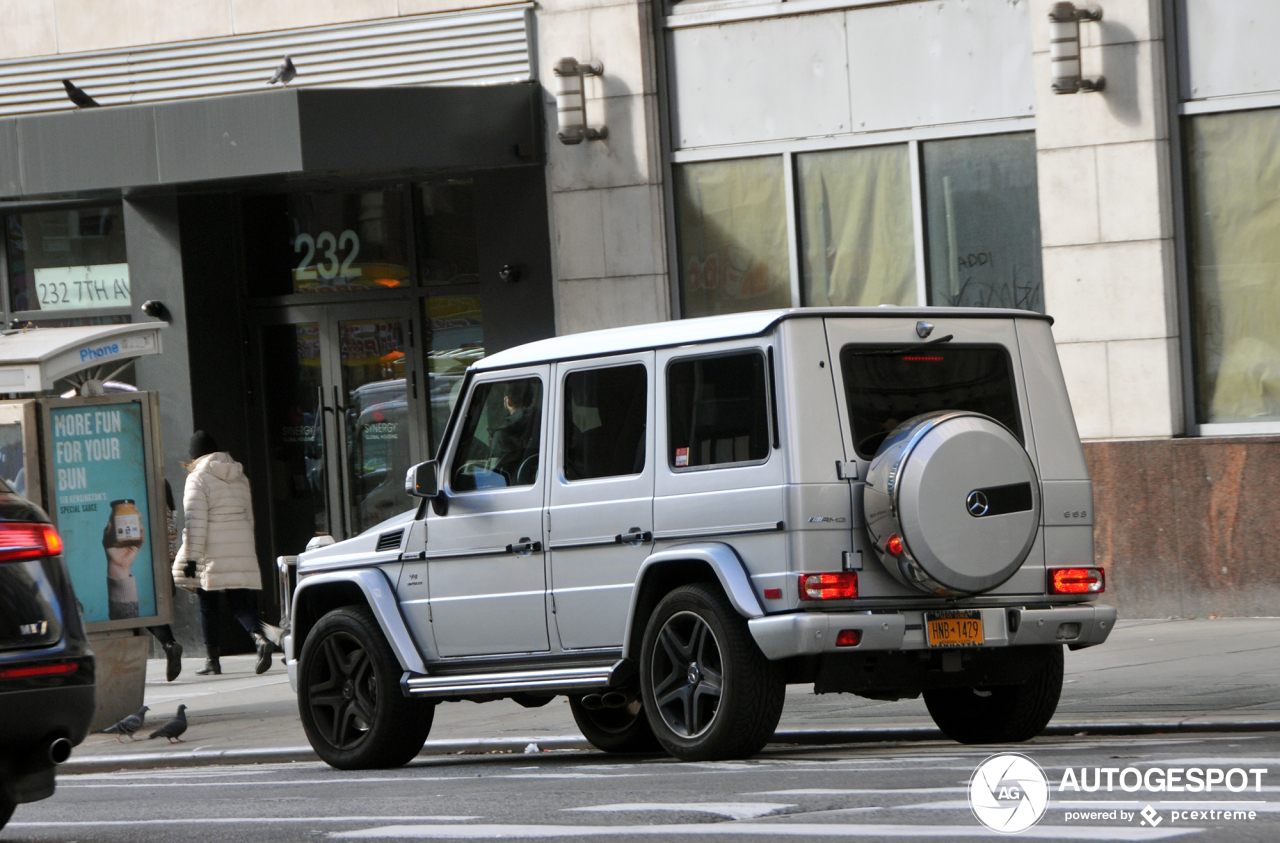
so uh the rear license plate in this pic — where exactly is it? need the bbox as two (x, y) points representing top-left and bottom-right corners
(924, 610), (984, 647)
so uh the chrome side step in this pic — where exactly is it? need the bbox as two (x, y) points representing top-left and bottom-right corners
(403, 661), (624, 698)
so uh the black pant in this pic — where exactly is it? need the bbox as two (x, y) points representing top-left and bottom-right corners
(196, 588), (261, 648)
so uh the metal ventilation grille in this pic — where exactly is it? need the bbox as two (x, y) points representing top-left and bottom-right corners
(0, 4), (532, 118)
(376, 529), (405, 553)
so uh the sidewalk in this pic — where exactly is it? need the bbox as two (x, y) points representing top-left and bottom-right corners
(67, 617), (1280, 771)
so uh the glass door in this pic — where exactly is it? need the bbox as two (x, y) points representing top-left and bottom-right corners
(257, 303), (424, 556)
(336, 315), (415, 535)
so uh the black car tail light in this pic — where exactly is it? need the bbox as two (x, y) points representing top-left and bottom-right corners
(0, 523), (63, 562)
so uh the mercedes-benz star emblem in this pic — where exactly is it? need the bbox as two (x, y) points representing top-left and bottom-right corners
(966, 490), (990, 517)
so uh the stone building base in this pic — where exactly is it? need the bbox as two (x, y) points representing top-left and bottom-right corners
(1085, 437), (1280, 619)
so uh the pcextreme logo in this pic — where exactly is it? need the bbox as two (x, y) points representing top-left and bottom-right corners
(969, 753), (1050, 833)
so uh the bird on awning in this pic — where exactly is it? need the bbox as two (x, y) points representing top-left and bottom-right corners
(62, 79), (100, 108)
(269, 56), (297, 87)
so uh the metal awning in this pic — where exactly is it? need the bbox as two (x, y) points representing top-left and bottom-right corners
(0, 85), (541, 200)
(0, 323), (164, 392)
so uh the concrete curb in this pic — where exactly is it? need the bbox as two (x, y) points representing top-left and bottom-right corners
(63, 719), (1280, 774)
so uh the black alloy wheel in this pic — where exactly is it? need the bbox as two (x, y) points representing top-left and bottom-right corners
(650, 611), (724, 739)
(639, 583), (785, 761)
(307, 630), (376, 751)
(569, 695), (661, 753)
(297, 607), (434, 769)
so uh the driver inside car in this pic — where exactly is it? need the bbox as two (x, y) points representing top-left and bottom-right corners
(487, 383), (540, 486)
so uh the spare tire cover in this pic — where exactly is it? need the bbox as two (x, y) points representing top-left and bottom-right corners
(863, 411), (1040, 595)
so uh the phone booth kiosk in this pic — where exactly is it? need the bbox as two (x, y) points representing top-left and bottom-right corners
(0, 323), (169, 729)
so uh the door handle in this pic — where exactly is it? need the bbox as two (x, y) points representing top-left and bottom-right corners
(506, 537), (543, 555)
(615, 529), (653, 545)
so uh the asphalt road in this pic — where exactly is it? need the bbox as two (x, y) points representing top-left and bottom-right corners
(8, 731), (1280, 842)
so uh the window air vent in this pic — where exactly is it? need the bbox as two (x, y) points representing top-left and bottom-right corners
(376, 529), (404, 553)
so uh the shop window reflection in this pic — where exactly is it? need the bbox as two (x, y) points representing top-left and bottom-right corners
(340, 319), (410, 533)
(1185, 108), (1280, 424)
(796, 144), (916, 307)
(675, 157), (792, 318)
(425, 297), (484, 453)
(242, 189), (411, 296)
(922, 133), (1043, 312)
(262, 323), (328, 557)
(419, 181), (480, 286)
(6, 206), (130, 313)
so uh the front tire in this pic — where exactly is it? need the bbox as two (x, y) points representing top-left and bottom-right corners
(639, 583), (784, 761)
(0, 792), (14, 830)
(298, 607), (435, 769)
(923, 645), (1063, 744)
(569, 695), (660, 753)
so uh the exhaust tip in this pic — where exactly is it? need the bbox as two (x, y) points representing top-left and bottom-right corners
(48, 737), (72, 765)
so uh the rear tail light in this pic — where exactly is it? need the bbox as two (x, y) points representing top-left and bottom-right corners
(0, 523), (63, 562)
(0, 661), (78, 679)
(799, 572), (858, 600)
(835, 629), (862, 647)
(885, 534), (904, 556)
(1049, 567), (1105, 595)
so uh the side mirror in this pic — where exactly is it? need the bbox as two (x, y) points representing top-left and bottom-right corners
(405, 460), (440, 498)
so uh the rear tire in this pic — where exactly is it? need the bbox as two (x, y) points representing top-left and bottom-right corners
(298, 607), (435, 769)
(569, 695), (661, 753)
(923, 646), (1063, 744)
(639, 583), (784, 761)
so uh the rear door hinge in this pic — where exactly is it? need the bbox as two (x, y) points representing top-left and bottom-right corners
(836, 460), (859, 480)
(550, 593), (557, 614)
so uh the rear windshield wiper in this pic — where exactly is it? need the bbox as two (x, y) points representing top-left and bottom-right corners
(844, 333), (954, 357)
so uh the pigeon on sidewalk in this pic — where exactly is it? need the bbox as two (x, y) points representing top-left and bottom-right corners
(102, 705), (149, 742)
(148, 705), (188, 743)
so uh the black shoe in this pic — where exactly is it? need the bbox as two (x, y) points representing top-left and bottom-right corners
(253, 634), (272, 675)
(163, 640), (183, 682)
(195, 646), (220, 676)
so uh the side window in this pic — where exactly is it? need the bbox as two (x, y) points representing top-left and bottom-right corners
(667, 352), (770, 470)
(563, 364), (648, 482)
(449, 377), (543, 492)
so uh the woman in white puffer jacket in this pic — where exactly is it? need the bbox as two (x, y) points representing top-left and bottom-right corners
(173, 431), (272, 676)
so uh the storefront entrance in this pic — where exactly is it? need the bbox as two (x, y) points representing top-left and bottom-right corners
(256, 302), (426, 555)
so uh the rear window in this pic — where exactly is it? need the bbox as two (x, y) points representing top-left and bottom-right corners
(840, 344), (1021, 459)
(667, 352), (770, 469)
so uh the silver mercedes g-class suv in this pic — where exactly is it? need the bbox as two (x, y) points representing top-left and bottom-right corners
(282, 307), (1114, 769)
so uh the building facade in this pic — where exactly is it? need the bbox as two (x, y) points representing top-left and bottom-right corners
(0, 0), (1275, 647)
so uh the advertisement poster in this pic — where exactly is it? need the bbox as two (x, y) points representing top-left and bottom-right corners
(50, 402), (156, 623)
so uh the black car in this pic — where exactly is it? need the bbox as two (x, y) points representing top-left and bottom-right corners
(0, 484), (94, 830)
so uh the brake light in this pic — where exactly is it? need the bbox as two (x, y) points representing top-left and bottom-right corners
(0, 662), (78, 679)
(0, 523), (62, 562)
(885, 534), (904, 556)
(835, 629), (862, 647)
(1050, 567), (1105, 595)
(799, 572), (858, 600)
